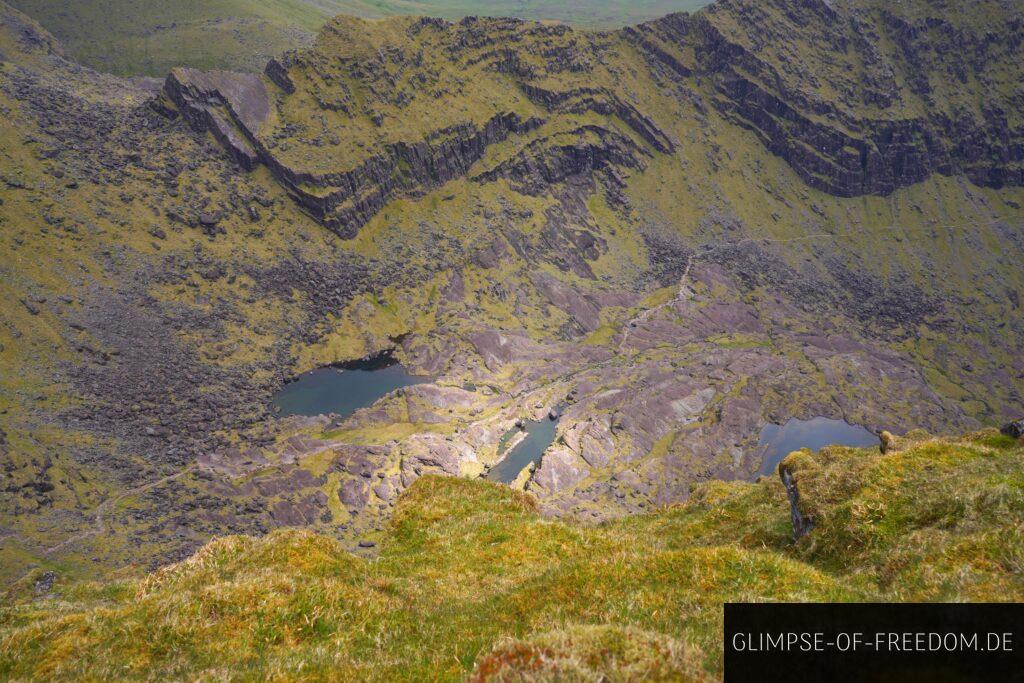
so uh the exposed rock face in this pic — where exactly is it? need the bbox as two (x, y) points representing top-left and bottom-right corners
(472, 125), (649, 196)
(1003, 419), (1024, 440)
(163, 68), (269, 170)
(778, 454), (814, 540)
(158, 15), (681, 239)
(517, 84), (675, 154)
(532, 446), (589, 493)
(629, 0), (1024, 196)
(267, 112), (544, 238)
(165, 65), (546, 237)
(166, 4), (1024, 241)
(164, 3), (1023, 241)
(264, 54), (296, 94)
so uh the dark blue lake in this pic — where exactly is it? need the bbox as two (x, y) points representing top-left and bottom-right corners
(757, 416), (878, 477)
(271, 361), (429, 418)
(487, 415), (560, 484)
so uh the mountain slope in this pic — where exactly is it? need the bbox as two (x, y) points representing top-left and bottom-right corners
(0, 0), (1022, 593)
(2, 430), (1021, 679)
(7, 0), (711, 76)
(173, 0), (1022, 238)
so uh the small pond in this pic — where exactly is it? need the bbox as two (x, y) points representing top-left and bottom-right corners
(756, 416), (878, 477)
(271, 355), (429, 419)
(487, 412), (562, 484)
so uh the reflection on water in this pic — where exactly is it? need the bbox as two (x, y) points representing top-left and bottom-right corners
(487, 414), (561, 484)
(271, 360), (428, 418)
(757, 416), (878, 477)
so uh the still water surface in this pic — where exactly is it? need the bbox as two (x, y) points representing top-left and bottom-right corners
(487, 415), (561, 484)
(271, 362), (429, 418)
(757, 416), (878, 477)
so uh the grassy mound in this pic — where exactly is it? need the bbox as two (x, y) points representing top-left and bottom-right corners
(471, 625), (711, 682)
(1, 429), (1021, 679)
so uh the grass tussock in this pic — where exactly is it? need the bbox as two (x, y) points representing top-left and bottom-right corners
(1, 430), (1021, 680)
(471, 625), (712, 682)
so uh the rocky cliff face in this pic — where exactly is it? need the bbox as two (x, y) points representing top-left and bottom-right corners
(162, 16), (686, 238)
(269, 112), (544, 238)
(164, 69), (550, 238)
(167, 1), (1023, 238)
(163, 68), (269, 170)
(630, 0), (1023, 196)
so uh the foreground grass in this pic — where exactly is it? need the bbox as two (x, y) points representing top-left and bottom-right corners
(1, 429), (1021, 680)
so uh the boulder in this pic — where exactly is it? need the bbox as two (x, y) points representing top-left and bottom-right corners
(1002, 419), (1024, 440)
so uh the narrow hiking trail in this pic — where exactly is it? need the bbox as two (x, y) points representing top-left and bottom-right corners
(45, 465), (197, 555)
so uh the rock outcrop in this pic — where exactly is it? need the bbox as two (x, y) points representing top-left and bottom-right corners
(1003, 419), (1024, 440)
(160, 15), (682, 239)
(778, 451), (815, 540)
(157, 12), (679, 239)
(164, 3), (1023, 239)
(164, 65), (548, 237)
(630, 0), (1024, 196)
(472, 125), (649, 196)
(163, 68), (269, 170)
(267, 112), (544, 238)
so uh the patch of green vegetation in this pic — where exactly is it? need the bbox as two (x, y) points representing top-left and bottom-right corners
(9, 0), (711, 76)
(707, 332), (771, 350)
(8, 0), (328, 74)
(2, 430), (1020, 679)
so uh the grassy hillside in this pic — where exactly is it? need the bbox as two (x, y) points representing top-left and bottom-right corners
(2, 429), (1020, 679)
(8, 0), (709, 75)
